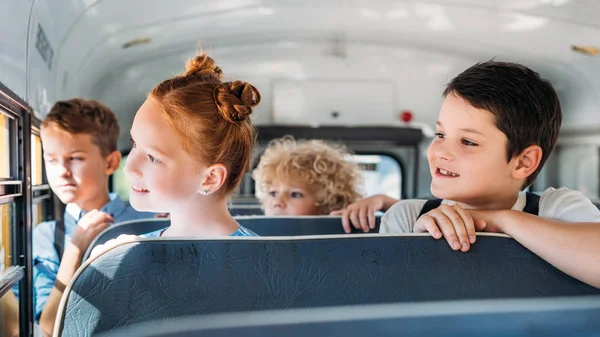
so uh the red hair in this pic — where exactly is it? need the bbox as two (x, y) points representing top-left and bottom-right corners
(149, 53), (261, 197)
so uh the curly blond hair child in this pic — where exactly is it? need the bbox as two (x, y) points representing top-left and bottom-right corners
(253, 136), (363, 216)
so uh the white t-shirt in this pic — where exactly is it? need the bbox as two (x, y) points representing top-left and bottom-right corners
(380, 187), (600, 234)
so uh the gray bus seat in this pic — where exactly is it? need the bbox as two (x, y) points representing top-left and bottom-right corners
(228, 205), (263, 216)
(99, 295), (600, 337)
(83, 216), (381, 261)
(229, 208), (263, 216)
(57, 235), (600, 336)
(237, 216), (382, 235)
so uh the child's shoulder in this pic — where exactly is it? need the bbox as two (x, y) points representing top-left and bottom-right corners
(32, 219), (62, 258)
(387, 198), (430, 211)
(380, 199), (429, 233)
(33, 218), (63, 237)
(540, 186), (590, 204)
(539, 187), (600, 222)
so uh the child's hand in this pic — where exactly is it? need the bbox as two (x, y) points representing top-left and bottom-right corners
(414, 204), (487, 252)
(70, 210), (114, 255)
(89, 234), (138, 260)
(331, 195), (386, 233)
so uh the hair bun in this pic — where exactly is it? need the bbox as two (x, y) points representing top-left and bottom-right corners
(213, 81), (261, 123)
(183, 54), (223, 80)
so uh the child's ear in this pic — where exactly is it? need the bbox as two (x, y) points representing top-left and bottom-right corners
(198, 164), (228, 196)
(105, 151), (122, 175)
(512, 145), (543, 181)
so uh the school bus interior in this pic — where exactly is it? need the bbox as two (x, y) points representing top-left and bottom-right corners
(2, 0), (600, 336)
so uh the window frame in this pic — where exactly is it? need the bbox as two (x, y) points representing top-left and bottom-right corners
(31, 120), (54, 225)
(351, 150), (406, 199)
(0, 81), (34, 337)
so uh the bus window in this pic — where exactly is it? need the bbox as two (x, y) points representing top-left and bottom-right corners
(1, 203), (14, 270)
(352, 154), (401, 200)
(31, 134), (43, 186)
(31, 124), (52, 227)
(112, 154), (131, 202)
(0, 114), (9, 178)
(1, 202), (20, 337)
(0, 82), (36, 337)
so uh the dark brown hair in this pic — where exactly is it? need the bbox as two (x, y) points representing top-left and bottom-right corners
(443, 60), (562, 188)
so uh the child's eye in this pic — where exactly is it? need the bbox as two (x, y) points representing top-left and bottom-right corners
(268, 191), (278, 197)
(147, 154), (160, 164)
(291, 192), (304, 198)
(434, 132), (445, 139)
(70, 157), (83, 161)
(461, 139), (478, 146)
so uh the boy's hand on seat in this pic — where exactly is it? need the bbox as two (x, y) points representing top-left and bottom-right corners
(331, 195), (385, 233)
(89, 234), (138, 259)
(70, 210), (114, 255)
(414, 204), (487, 252)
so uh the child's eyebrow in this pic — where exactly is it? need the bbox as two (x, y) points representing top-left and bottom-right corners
(43, 149), (86, 156)
(146, 144), (168, 157)
(460, 128), (484, 136)
(436, 121), (484, 136)
(131, 132), (169, 158)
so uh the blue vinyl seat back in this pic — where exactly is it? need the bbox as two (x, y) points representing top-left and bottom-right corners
(60, 235), (600, 337)
(228, 206), (263, 216)
(239, 216), (381, 236)
(84, 216), (381, 260)
(99, 296), (600, 337)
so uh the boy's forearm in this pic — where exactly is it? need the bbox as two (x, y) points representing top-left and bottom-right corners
(379, 195), (399, 212)
(1, 291), (20, 337)
(497, 211), (600, 288)
(38, 245), (84, 336)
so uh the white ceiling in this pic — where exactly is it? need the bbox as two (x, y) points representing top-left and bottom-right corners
(33, 0), (600, 148)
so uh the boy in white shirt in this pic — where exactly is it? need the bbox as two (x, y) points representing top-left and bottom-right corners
(379, 60), (600, 288)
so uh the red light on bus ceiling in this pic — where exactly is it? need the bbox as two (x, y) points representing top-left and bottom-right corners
(400, 110), (413, 123)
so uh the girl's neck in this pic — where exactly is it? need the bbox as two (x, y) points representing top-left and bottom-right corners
(163, 197), (239, 237)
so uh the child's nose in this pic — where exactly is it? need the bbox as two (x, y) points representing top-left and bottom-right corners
(57, 163), (72, 177)
(435, 150), (451, 161)
(272, 197), (285, 208)
(433, 143), (454, 161)
(124, 153), (142, 178)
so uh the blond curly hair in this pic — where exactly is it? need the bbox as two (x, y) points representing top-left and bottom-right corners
(253, 136), (363, 214)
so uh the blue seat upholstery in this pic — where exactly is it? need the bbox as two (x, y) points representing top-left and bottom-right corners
(229, 207), (263, 216)
(58, 235), (600, 336)
(83, 216), (381, 260)
(99, 296), (600, 337)
(238, 216), (382, 235)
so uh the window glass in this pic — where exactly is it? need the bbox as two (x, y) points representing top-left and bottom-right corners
(32, 202), (45, 227)
(352, 155), (402, 199)
(112, 155), (130, 202)
(0, 114), (10, 179)
(0, 203), (13, 271)
(31, 134), (43, 186)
